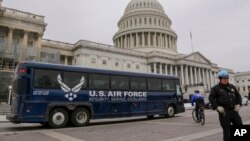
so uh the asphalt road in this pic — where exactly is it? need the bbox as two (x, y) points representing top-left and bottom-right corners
(0, 106), (249, 141)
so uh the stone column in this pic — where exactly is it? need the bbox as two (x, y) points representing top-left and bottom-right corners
(7, 27), (13, 49)
(190, 66), (193, 85)
(165, 35), (168, 48)
(169, 36), (172, 49)
(64, 56), (68, 65)
(121, 36), (124, 48)
(210, 70), (213, 88)
(154, 63), (157, 74)
(35, 34), (42, 61)
(175, 65), (178, 76)
(205, 69), (210, 88)
(214, 72), (218, 84)
(118, 37), (120, 48)
(159, 33), (162, 47)
(174, 39), (177, 50)
(181, 65), (184, 85)
(147, 32), (151, 47)
(165, 64), (168, 75)
(198, 67), (201, 83)
(159, 63), (162, 74)
(117, 38), (120, 48)
(163, 34), (165, 47)
(154, 32), (157, 47)
(22, 30), (28, 48)
(127, 35), (130, 48)
(166, 35), (169, 48)
(124, 35), (127, 48)
(142, 32), (145, 47)
(185, 65), (189, 85)
(130, 34), (133, 48)
(136, 33), (139, 48)
(170, 64), (173, 75)
(202, 68), (206, 85)
(194, 67), (197, 84)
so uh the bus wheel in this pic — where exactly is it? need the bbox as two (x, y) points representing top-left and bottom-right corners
(165, 105), (175, 118)
(71, 107), (90, 127)
(48, 108), (68, 128)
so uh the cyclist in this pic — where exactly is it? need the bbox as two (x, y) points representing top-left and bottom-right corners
(191, 90), (205, 120)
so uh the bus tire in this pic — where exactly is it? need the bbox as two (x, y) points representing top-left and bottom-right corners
(165, 105), (175, 118)
(48, 108), (68, 128)
(71, 107), (90, 127)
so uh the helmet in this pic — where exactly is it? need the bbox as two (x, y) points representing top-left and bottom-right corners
(194, 90), (199, 93)
(218, 70), (229, 79)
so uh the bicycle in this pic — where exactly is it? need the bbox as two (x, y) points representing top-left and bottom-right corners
(192, 104), (205, 125)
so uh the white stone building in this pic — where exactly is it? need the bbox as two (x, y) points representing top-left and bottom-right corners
(234, 71), (250, 96)
(0, 0), (235, 102)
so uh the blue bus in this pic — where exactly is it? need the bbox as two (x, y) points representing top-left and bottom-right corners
(7, 61), (185, 128)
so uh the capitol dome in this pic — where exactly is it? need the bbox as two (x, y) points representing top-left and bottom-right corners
(124, 0), (165, 14)
(113, 0), (178, 55)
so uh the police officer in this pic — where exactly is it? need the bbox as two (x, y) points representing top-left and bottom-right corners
(209, 70), (243, 141)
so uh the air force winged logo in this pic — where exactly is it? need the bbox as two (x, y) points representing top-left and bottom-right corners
(57, 74), (85, 101)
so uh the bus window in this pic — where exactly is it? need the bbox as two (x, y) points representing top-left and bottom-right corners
(33, 69), (60, 89)
(63, 72), (87, 89)
(89, 74), (109, 90)
(130, 77), (146, 91)
(111, 75), (129, 90)
(162, 79), (175, 91)
(147, 78), (161, 91)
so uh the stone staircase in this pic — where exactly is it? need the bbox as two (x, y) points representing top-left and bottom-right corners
(0, 102), (10, 115)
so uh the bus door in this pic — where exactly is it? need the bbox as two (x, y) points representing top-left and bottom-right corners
(10, 66), (31, 118)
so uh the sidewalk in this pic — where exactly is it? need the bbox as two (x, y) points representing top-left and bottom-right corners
(0, 115), (7, 123)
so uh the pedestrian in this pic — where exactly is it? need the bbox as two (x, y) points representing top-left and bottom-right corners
(209, 70), (242, 141)
(191, 90), (205, 120)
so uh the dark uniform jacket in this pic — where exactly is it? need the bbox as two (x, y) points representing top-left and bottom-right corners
(209, 83), (242, 110)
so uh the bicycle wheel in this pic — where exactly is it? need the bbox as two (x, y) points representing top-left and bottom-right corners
(192, 109), (199, 123)
(200, 111), (205, 125)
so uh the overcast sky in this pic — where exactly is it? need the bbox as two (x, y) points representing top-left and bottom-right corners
(2, 0), (250, 72)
